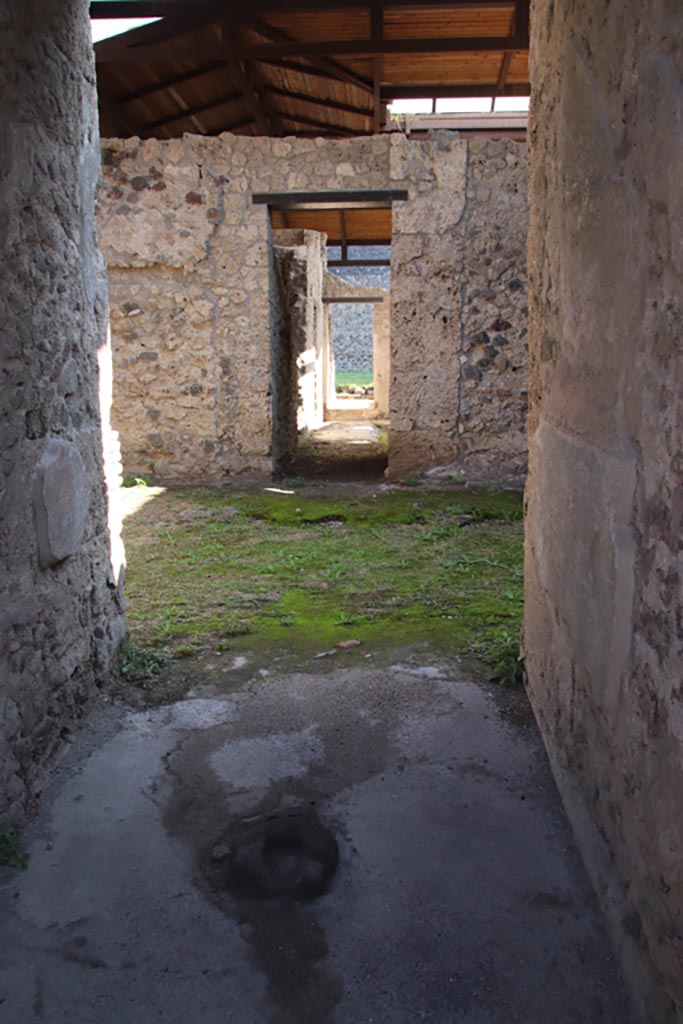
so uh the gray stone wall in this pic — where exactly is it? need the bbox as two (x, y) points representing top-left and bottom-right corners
(327, 247), (391, 374)
(98, 133), (529, 484)
(524, 2), (683, 1021)
(390, 135), (529, 482)
(0, 0), (126, 822)
(99, 134), (392, 481)
(328, 304), (374, 373)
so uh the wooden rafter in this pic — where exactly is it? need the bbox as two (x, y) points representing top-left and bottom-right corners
(280, 113), (359, 136)
(264, 86), (372, 119)
(490, 0), (529, 111)
(490, 52), (512, 111)
(141, 92), (243, 131)
(370, 6), (383, 134)
(254, 57), (368, 88)
(113, 63), (226, 105)
(241, 15), (373, 94)
(222, 15), (285, 136)
(93, 2), (529, 140)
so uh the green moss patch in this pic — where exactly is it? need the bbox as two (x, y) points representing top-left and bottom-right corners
(121, 484), (524, 685)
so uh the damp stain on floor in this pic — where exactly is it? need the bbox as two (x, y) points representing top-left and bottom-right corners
(0, 660), (634, 1024)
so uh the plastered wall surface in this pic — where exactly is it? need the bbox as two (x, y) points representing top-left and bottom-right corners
(272, 230), (326, 471)
(0, 0), (125, 822)
(99, 132), (529, 483)
(390, 135), (529, 481)
(524, 2), (683, 1020)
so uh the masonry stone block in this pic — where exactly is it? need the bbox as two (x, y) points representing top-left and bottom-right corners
(33, 439), (88, 567)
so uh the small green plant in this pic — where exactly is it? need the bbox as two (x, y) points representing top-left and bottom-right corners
(477, 631), (526, 688)
(0, 827), (29, 870)
(119, 643), (169, 683)
(123, 474), (152, 488)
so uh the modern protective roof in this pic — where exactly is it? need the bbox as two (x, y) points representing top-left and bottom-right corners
(92, 1), (530, 139)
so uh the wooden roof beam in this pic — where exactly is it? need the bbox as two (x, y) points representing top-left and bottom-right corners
(254, 58), (367, 89)
(227, 60), (280, 134)
(223, 16), (285, 136)
(91, 1), (514, 15)
(228, 35), (530, 60)
(490, 53), (512, 112)
(383, 83), (530, 99)
(95, 36), (529, 63)
(112, 62), (227, 105)
(242, 15), (373, 94)
(140, 92), (243, 130)
(490, 1), (529, 111)
(280, 114), (360, 137)
(264, 86), (372, 119)
(371, 5), (383, 134)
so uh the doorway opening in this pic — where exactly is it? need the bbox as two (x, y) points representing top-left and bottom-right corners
(256, 189), (401, 480)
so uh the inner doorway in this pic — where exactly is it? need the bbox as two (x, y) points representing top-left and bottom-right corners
(258, 189), (403, 480)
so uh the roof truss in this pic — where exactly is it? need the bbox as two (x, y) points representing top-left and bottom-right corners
(92, 1), (530, 140)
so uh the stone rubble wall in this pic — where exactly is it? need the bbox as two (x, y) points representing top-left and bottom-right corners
(524, 2), (683, 1021)
(390, 135), (529, 483)
(99, 134), (393, 481)
(0, 0), (126, 823)
(328, 304), (374, 373)
(327, 247), (391, 375)
(98, 132), (528, 483)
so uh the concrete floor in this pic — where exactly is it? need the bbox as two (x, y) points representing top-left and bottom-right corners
(0, 659), (633, 1023)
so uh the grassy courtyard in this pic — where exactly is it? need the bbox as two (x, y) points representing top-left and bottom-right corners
(120, 483), (524, 686)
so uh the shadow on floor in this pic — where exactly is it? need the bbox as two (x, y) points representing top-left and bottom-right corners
(284, 420), (388, 482)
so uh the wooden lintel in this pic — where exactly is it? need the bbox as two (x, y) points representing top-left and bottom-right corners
(322, 295), (385, 304)
(253, 190), (407, 208)
(328, 259), (391, 267)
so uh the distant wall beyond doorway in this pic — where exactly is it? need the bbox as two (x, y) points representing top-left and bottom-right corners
(323, 272), (390, 418)
(98, 132), (528, 484)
